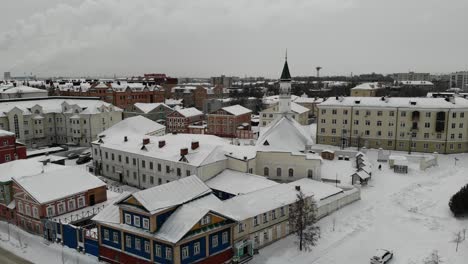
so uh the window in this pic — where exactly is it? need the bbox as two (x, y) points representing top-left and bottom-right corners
(113, 232), (119, 243)
(366, 110), (371, 116)
(238, 223), (244, 232)
(253, 216), (259, 226)
(276, 168), (282, 177)
(288, 168), (294, 177)
(452, 123), (456, 129)
(401, 111), (406, 117)
(166, 165), (170, 173)
(194, 242), (200, 255)
(104, 230), (109, 241)
(144, 241), (150, 253)
(264, 231), (269, 241)
(389, 111), (395, 117)
(166, 248), (172, 260)
(212, 235), (218, 247)
(57, 203), (65, 214)
(332, 109), (337, 115)
(125, 214), (131, 224)
(222, 231), (228, 244)
(453, 112), (457, 118)
(5, 154), (11, 161)
(25, 204), (31, 216)
(182, 246), (189, 259)
(272, 209), (277, 219)
(134, 216), (141, 227)
(460, 123), (464, 128)
(186, 170), (191, 177)
(331, 128), (336, 134)
(332, 119), (337, 124)
(424, 133), (429, 139)
(201, 215), (211, 225)
(425, 122), (430, 128)
(33, 207), (39, 218)
(377, 121), (382, 126)
(158, 163), (161, 171)
(388, 131), (393, 137)
(125, 156), (129, 164)
(355, 110), (360, 115)
(135, 238), (141, 250)
(155, 245), (162, 257)
(143, 218), (149, 229)
(354, 120), (359, 125)
(46, 206), (54, 217)
(308, 169), (314, 179)
(111, 153), (114, 161)
(377, 111), (382, 116)
(126, 235), (132, 248)
(133, 158), (136, 166)
(426, 112), (431, 118)
(142, 174), (146, 182)
(280, 207), (285, 216)
(78, 197), (85, 208)
(176, 168), (181, 177)
(423, 143), (429, 149)
(264, 167), (269, 176)
(142, 160), (145, 168)
(365, 120), (370, 126)
(263, 213), (268, 223)
(68, 199), (75, 211)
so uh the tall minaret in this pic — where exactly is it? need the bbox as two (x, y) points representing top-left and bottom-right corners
(278, 52), (292, 114)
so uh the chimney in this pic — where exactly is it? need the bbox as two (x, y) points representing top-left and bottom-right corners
(124, 136), (128, 142)
(191, 141), (199, 150)
(180, 148), (188, 156)
(143, 138), (150, 145)
(158, 140), (166, 148)
(295, 186), (301, 191)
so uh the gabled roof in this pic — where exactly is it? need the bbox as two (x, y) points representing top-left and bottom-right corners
(13, 166), (106, 204)
(256, 116), (312, 152)
(128, 175), (212, 214)
(206, 169), (278, 196)
(134, 103), (171, 113)
(0, 129), (14, 137)
(220, 105), (251, 116)
(280, 60), (292, 81)
(98, 116), (165, 137)
(176, 107), (203, 118)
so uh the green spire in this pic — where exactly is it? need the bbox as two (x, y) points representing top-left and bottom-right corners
(280, 60), (291, 81)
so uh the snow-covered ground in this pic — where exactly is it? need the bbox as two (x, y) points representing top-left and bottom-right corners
(253, 150), (468, 264)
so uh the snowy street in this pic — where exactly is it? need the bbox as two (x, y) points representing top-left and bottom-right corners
(253, 150), (468, 264)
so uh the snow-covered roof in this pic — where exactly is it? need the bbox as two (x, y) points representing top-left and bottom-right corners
(291, 102), (310, 114)
(351, 82), (384, 90)
(176, 107), (203, 118)
(165, 99), (183, 106)
(0, 159), (64, 183)
(319, 96), (468, 109)
(155, 194), (226, 243)
(99, 116), (165, 138)
(13, 166), (106, 204)
(256, 116), (314, 153)
(0, 129), (14, 137)
(128, 175), (212, 214)
(399, 80), (433, 86)
(206, 169), (278, 195)
(220, 105), (251, 116)
(1, 86), (48, 94)
(133, 103), (170, 113)
(352, 171), (370, 180)
(223, 178), (343, 220)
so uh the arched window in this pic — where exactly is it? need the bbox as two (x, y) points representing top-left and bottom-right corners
(276, 168), (282, 177)
(264, 167), (269, 177)
(13, 115), (20, 138)
(308, 169), (314, 179)
(288, 168), (294, 177)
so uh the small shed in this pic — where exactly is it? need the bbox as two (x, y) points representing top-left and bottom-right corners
(351, 171), (370, 185)
(393, 158), (409, 174)
(321, 150), (335, 160)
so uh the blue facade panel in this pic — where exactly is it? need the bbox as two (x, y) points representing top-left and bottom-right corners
(209, 228), (231, 255)
(122, 210), (150, 230)
(153, 241), (174, 264)
(84, 238), (100, 257)
(63, 225), (78, 249)
(180, 236), (206, 264)
(123, 232), (151, 260)
(212, 189), (235, 200)
(100, 226), (121, 249)
(156, 209), (175, 230)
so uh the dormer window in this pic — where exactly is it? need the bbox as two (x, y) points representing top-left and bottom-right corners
(125, 213), (131, 225)
(143, 218), (149, 230)
(134, 215), (141, 227)
(201, 215), (211, 225)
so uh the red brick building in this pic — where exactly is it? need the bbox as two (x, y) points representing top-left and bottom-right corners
(12, 166), (106, 235)
(0, 130), (26, 164)
(166, 108), (204, 133)
(207, 105), (252, 138)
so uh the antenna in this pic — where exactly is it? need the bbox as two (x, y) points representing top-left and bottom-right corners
(285, 49), (288, 61)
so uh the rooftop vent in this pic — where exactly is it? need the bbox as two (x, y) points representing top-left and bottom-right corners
(124, 136), (128, 142)
(180, 148), (188, 156)
(143, 138), (150, 145)
(158, 140), (166, 148)
(410, 101), (416, 105)
(191, 141), (199, 150)
(295, 186), (301, 191)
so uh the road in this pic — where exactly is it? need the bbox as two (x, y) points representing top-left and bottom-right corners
(0, 246), (32, 264)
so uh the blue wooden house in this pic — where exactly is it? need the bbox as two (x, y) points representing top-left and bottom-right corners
(92, 175), (235, 264)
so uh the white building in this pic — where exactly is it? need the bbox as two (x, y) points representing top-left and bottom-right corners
(0, 97), (122, 148)
(0, 85), (48, 99)
(450, 71), (468, 90)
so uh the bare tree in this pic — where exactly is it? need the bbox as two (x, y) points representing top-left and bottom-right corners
(424, 250), (443, 264)
(289, 188), (320, 251)
(453, 231), (463, 252)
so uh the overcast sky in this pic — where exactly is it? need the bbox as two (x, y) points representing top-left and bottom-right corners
(0, 0), (467, 78)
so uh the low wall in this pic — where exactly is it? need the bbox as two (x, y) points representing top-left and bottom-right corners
(317, 187), (361, 219)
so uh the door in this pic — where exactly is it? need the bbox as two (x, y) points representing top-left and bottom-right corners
(89, 194), (95, 206)
(276, 225), (281, 239)
(119, 172), (123, 183)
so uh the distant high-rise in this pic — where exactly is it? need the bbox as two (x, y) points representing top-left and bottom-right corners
(393, 72), (430, 82)
(450, 71), (468, 90)
(211, 75), (233, 88)
(3, 72), (11, 81)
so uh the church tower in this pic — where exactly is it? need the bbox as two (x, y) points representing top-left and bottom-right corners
(278, 54), (292, 114)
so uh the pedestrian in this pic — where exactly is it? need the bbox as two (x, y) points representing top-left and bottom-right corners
(378, 164), (382, 170)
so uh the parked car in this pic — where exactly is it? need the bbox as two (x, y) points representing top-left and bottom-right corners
(76, 155), (92, 165)
(67, 153), (79, 160)
(371, 249), (393, 264)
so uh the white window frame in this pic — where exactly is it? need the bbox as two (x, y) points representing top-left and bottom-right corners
(25, 204), (31, 216)
(57, 202), (65, 214)
(222, 231), (228, 244)
(144, 241), (150, 253)
(126, 235), (132, 248)
(33, 207), (39, 218)
(182, 246), (189, 259)
(143, 218), (149, 230)
(155, 244), (161, 257)
(113, 232), (119, 243)
(166, 248), (172, 260)
(18, 202), (23, 213)
(212, 235), (218, 247)
(194, 242), (200, 255)
(68, 199), (75, 211)
(46, 205), (54, 217)
(134, 216), (141, 227)
(77, 196), (85, 208)
(201, 215), (211, 225)
(103, 229), (109, 241)
(125, 213), (131, 225)
(135, 238), (141, 250)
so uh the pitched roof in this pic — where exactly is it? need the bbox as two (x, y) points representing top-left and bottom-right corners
(205, 169), (278, 195)
(280, 60), (292, 80)
(220, 105), (252, 116)
(130, 175), (212, 214)
(13, 166), (106, 204)
(177, 107), (203, 118)
(134, 103), (170, 113)
(0, 129), (14, 137)
(98, 116), (165, 137)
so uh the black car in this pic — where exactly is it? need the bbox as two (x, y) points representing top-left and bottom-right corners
(76, 155), (92, 164)
(67, 153), (79, 160)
